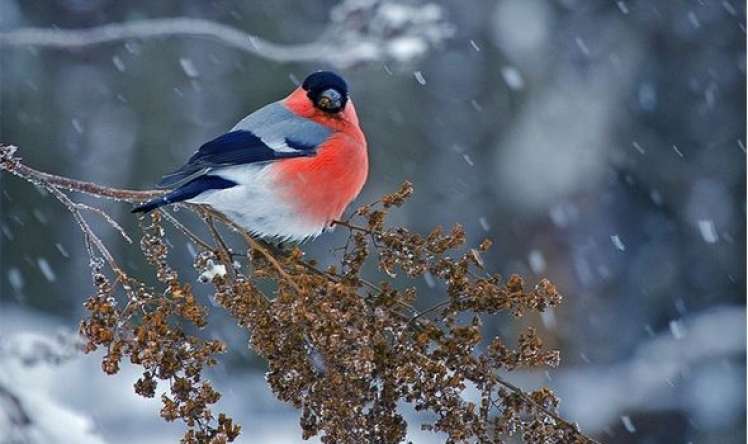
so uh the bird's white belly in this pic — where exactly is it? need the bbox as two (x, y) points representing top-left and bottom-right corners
(186, 164), (326, 241)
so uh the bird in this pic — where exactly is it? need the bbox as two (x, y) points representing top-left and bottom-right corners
(132, 71), (368, 242)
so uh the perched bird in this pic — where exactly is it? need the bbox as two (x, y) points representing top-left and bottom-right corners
(132, 71), (368, 241)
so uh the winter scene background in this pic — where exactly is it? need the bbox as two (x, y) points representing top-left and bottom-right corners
(0, 1), (745, 443)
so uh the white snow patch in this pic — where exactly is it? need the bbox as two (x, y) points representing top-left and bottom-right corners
(722, 1), (737, 16)
(669, 319), (686, 339)
(179, 57), (199, 78)
(71, 118), (83, 134)
(649, 189), (663, 206)
(7, 268), (23, 291)
(575, 36), (590, 56)
(36, 258), (56, 282)
(186, 242), (197, 259)
(423, 271), (435, 288)
(378, 3), (412, 27)
(528, 249), (546, 274)
(672, 145), (684, 158)
(610, 235), (626, 252)
(540, 309), (557, 329)
(198, 260), (227, 283)
(500, 66), (524, 91)
(413, 71), (426, 85)
(687, 11), (701, 29)
(697, 220), (718, 243)
(55, 243), (69, 258)
(621, 415), (636, 433)
(388, 37), (427, 62)
(111, 55), (125, 72)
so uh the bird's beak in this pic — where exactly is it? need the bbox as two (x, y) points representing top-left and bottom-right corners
(319, 88), (343, 111)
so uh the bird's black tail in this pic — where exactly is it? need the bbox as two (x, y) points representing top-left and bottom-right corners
(131, 175), (238, 214)
(131, 196), (170, 213)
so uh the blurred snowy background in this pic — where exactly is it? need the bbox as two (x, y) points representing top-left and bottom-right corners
(0, 0), (745, 443)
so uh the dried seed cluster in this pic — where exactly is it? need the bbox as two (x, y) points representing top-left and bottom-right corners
(80, 214), (238, 443)
(69, 182), (589, 444)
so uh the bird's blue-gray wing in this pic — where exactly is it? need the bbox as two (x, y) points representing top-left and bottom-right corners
(157, 102), (331, 189)
(231, 101), (331, 152)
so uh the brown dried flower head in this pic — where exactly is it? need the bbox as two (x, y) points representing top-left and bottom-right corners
(1, 145), (596, 444)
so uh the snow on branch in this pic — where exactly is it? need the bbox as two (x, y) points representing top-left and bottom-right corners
(0, 1), (453, 68)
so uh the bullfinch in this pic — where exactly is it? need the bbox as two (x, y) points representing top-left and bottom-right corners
(132, 71), (368, 241)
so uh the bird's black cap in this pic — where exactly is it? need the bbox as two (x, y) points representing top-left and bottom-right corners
(302, 71), (348, 107)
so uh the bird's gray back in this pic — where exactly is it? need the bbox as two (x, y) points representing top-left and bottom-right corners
(232, 101), (331, 152)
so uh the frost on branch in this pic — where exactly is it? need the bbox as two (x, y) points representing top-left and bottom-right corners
(0, 145), (597, 443)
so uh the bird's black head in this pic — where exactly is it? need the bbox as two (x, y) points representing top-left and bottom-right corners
(302, 71), (348, 114)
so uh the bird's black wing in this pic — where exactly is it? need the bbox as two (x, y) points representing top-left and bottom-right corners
(156, 129), (314, 189)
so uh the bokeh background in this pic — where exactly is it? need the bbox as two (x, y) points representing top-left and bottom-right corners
(1, 1), (745, 443)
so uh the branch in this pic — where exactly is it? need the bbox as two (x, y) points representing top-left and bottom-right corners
(199, 207), (305, 294)
(0, 144), (141, 279)
(0, 143), (311, 296)
(0, 145), (160, 202)
(201, 210), (237, 281)
(160, 208), (213, 252)
(1, 143), (598, 443)
(76, 202), (133, 244)
(494, 377), (600, 444)
(35, 169), (125, 276)
(0, 18), (326, 63)
(0, 2), (453, 68)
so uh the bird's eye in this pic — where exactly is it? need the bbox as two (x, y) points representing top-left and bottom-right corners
(318, 96), (332, 108)
(315, 88), (344, 113)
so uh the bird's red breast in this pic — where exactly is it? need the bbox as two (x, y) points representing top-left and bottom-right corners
(273, 87), (368, 226)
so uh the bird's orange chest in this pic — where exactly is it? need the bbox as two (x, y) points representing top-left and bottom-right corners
(273, 131), (368, 224)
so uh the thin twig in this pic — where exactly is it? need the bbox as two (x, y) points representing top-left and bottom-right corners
(407, 299), (453, 326)
(200, 207), (304, 294)
(159, 208), (214, 252)
(331, 219), (371, 233)
(202, 211), (237, 281)
(493, 376), (601, 444)
(332, 219), (423, 316)
(1, 147), (160, 202)
(0, 145), (130, 277)
(75, 202), (133, 244)
(44, 181), (125, 277)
